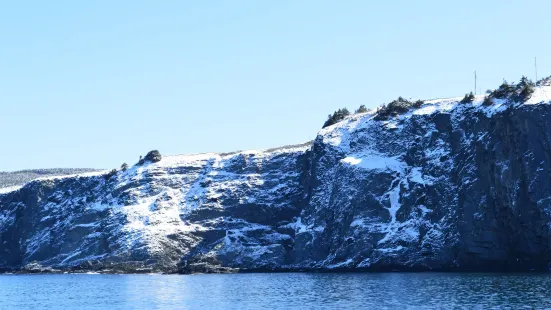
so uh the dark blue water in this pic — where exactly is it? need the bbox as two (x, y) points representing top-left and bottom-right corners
(1, 273), (550, 309)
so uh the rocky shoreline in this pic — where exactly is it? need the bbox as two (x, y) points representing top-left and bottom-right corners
(2, 86), (551, 273)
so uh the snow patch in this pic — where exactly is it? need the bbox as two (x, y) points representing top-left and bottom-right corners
(341, 153), (405, 172)
(0, 186), (22, 194)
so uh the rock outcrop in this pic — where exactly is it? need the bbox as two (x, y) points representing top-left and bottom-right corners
(2, 86), (551, 273)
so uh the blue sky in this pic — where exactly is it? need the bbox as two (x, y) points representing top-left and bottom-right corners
(1, 0), (550, 171)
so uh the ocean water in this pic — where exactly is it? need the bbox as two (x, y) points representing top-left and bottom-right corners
(1, 273), (550, 309)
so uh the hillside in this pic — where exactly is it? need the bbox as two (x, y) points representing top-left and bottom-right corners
(2, 79), (551, 273)
(0, 169), (103, 193)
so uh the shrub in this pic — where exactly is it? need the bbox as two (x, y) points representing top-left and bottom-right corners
(322, 108), (351, 128)
(374, 97), (424, 121)
(490, 81), (516, 99)
(514, 76), (535, 102)
(537, 75), (551, 86)
(412, 100), (424, 109)
(121, 163), (129, 171)
(460, 92), (475, 104)
(482, 96), (494, 106)
(355, 105), (368, 113)
(144, 150), (162, 163)
(486, 77), (535, 103)
(137, 150), (162, 165)
(104, 169), (117, 180)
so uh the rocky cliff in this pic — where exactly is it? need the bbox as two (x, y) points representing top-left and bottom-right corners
(2, 86), (551, 273)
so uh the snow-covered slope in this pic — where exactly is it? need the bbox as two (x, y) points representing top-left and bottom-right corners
(0, 168), (102, 190)
(2, 85), (551, 273)
(0, 143), (311, 272)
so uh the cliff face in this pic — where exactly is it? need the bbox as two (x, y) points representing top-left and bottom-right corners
(296, 94), (551, 271)
(2, 87), (551, 273)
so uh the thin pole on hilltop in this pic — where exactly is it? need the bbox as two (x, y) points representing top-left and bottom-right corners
(474, 71), (477, 95)
(535, 57), (538, 84)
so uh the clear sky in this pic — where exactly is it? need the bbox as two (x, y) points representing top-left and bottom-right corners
(1, 0), (550, 171)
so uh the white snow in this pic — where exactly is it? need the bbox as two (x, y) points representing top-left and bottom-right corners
(0, 186), (21, 194)
(409, 167), (434, 185)
(525, 85), (551, 105)
(409, 167), (425, 184)
(158, 143), (311, 169)
(341, 153), (405, 172)
(327, 258), (354, 269)
(0, 212), (15, 229)
(377, 181), (403, 245)
(376, 245), (404, 253)
(35, 170), (109, 181)
(283, 217), (310, 234)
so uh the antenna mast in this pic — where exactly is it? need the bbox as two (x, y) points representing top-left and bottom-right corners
(474, 71), (477, 95)
(535, 57), (538, 83)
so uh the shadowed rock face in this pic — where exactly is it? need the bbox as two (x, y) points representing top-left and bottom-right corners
(2, 94), (551, 273)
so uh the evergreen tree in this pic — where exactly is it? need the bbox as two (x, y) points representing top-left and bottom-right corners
(515, 76), (535, 102)
(322, 108), (351, 128)
(460, 92), (475, 104)
(374, 97), (423, 121)
(491, 81), (515, 99)
(482, 96), (494, 106)
(144, 150), (162, 163)
(413, 100), (424, 108)
(104, 169), (117, 180)
(355, 105), (368, 113)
